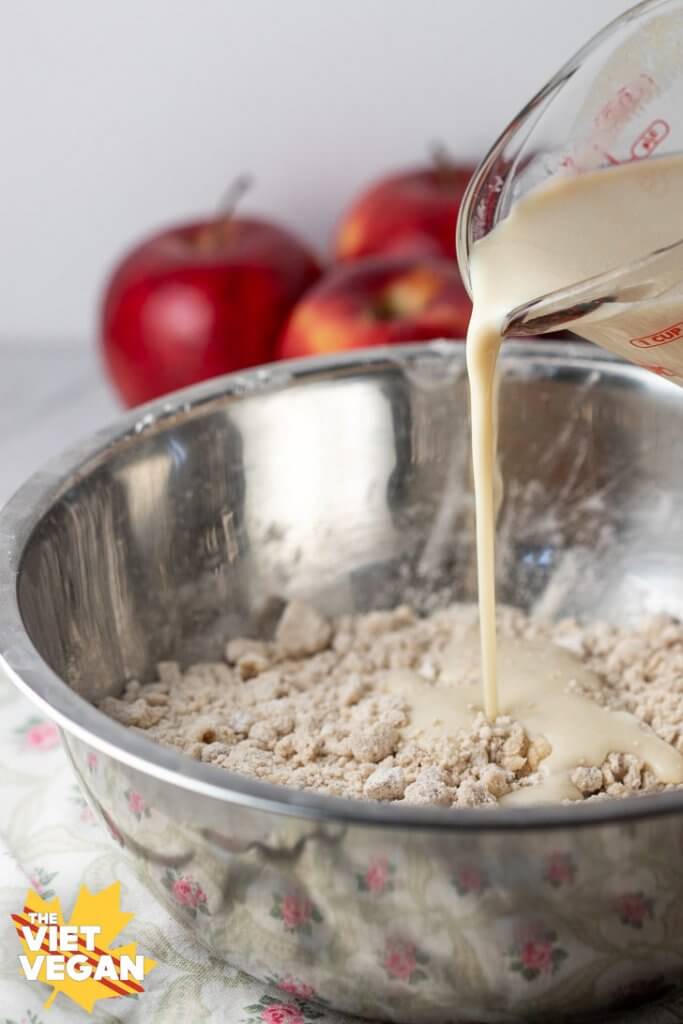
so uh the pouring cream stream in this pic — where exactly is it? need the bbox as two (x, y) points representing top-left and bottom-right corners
(392, 156), (683, 803)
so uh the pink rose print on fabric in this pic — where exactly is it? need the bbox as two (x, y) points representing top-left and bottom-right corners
(86, 751), (98, 772)
(172, 877), (206, 908)
(282, 895), (311, 929)
(508, 923), (567, 981)
(357, 855), (395, 894)
(162, 869), (209, 918)
(543, 851), (576, 888)
(16, 717), (59, 751)
(277, 978), (316, 1001)
(125, 788), (151, 821)
(520, 940), (553, 974)
(241, 994), (324, 1023)
(382, 938), (429, 984)
(271, 892), (322, 935)
(615, 891), (654, 929)
(27, 723), (59, 750)
(261, 1006), (304, 1024)
(453, 864), (488, 896)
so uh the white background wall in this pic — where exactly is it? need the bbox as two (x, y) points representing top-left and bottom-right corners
(0, 0), (632, 344)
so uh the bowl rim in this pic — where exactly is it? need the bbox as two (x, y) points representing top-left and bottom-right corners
(2, 338), (682, 833)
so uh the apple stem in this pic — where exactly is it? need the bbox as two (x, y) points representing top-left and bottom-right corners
(217, 174), (253, 217)
(431, 142), (458, 185)
(196, 175), (253, 252)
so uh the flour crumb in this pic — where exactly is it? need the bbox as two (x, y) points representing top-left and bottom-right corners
(455, 778), (496, 808)
(237, 652), (270, 680)
(99, 696), (165, 729)
(570, 765), (604, 795)
(100, 601), (683, 809)
(275, 601), (332, 658)
(404, 767), (453, 806)
(351, 723), (399, 764)
(364, 764), (406, 801)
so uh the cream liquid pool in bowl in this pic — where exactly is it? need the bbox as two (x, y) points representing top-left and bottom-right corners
(2, 341), (683, 1023)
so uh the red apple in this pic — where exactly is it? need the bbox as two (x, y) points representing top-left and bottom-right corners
(335, 155), (475, 262)
(101, 215), (321, 406)
(276, 256), (471, 359)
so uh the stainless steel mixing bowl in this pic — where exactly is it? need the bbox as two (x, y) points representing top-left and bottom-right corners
(2, 341), (683, 1023)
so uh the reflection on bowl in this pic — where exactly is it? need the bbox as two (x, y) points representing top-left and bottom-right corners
(2, 341), (683, 1022)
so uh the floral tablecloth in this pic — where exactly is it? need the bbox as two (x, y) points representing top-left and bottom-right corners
(2, 673), (683, 1024)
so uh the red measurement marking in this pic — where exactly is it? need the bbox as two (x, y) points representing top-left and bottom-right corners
(640, 364), (675, 377)
(630, 119), (670, 159)
(594, 75), (656, 132)
(630, 321), (683, 348)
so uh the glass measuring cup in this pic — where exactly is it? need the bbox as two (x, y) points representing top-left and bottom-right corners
(457, 0), (683, 384)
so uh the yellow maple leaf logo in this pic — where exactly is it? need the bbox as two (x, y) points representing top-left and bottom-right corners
(11, 882), (157, 1012)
